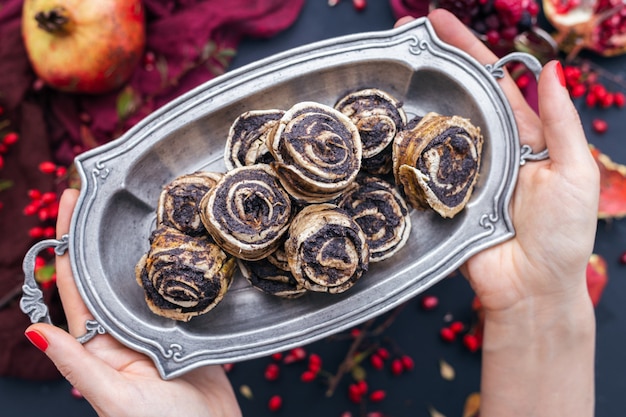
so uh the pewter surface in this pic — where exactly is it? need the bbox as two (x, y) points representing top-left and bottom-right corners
(70, 17), (520, 379)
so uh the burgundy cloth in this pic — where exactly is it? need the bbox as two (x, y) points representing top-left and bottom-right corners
(389, 0), (429, 20)
(0, 0), (304, 380)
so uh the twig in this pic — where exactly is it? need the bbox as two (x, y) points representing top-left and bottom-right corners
(0, 283), (23, 310)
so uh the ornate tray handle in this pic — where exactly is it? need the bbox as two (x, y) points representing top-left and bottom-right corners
(485, 52), (549, 166)
(20, 234), (106, 344)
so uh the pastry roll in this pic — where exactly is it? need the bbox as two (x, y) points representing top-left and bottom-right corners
(285, 203), (369, 294)
(156, 171), (223, 236)
(199, 164), (292, 261)
(393, 112), (483, 218)
(224, 109), (284, 170)
(338, 175), (411, 262)
(269, 101), (362, 203)
(238, 247), (307, 298)
(135, 226), (236, 322)
(335, 88), (406, 175)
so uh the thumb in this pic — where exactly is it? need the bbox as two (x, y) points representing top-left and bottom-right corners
(537, 60), (592, 169)
(25, 323), (120, 397)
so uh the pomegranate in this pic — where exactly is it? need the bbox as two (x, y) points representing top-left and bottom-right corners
(21, 0), (146, 94)
(543, 0), (626, 58)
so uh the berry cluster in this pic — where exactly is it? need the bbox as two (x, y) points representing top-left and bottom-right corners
(435, 0), (540, 47)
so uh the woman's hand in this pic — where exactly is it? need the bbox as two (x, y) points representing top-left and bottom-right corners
(25, 188), (242, 417)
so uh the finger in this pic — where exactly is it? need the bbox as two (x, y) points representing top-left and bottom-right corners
(25, 324), (121, 407)
(538, 61), (594, 170)
(55, 188), (94, 337)
(394, 16), (415, 28)
(427, 8), (543, 150)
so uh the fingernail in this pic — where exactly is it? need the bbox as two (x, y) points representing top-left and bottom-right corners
(555, 61), (566, 87)
(25, 330), (49, 352)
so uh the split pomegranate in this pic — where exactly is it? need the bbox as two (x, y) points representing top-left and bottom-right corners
(543, 0), (626, 57)
(21, 0), (146, 94)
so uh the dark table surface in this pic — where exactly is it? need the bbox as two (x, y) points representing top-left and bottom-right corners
(2, 1), (626, 416)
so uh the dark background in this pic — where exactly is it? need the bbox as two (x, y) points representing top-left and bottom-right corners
(2, 1), (626, 416)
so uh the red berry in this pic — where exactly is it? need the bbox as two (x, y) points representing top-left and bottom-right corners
(0, 155), (3, 170)
(440, 327), (456, 343)
(376, 347), (390, 360)
(369, 390), (386, 402)
(449, 321), (465, 334)
(370, 354), (384, 370)
(41, 191), (57, 205)
(56, 166), (68, 177)
(348, 383), (363, 403)
(70, 386), (83, 399)
(390, 358), (404, 376)
(620, 251), (626, 264)
(268, 395), (282, 412)
(308, 353), (322, 371)
(300, 370), (317, 382)
(570, 83), (586, 98)
(352, 0), (366, 11)
(38, 207), (50, 222)
(585, 93), (597, 108)
(592, 118), (608, 134)
(222, 363), (234, 372)
(28, 189), (42, 200)
(463, 334), (481, 352)
(485, 29), (500, 46)
(284, 347), (306, 364)
(3, 132), (18, 146)
(0, 143), (7, 154)
(43, 226), (56, 238)
(29, 226), (44, 239)
(264, 363), (280, 381)
(271, 352), (283, 361)
(601, 92), (614, 108)
(420, 295), (438, 310)
(515, 73), (531, 90)
(614, 92), (625, 107)
(23, 203), (38, 216)
(38, 161), (57, 174)
(350, 328), (361, 338)
(35, 256), (45, 269)
(400, 355), (414, 371)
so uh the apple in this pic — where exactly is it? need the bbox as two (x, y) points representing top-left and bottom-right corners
(22, 0), (146, 94)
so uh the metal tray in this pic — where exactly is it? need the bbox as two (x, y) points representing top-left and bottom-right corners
(21, 17), (545, 379)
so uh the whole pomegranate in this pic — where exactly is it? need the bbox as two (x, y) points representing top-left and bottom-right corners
(21, 0), (146, 94)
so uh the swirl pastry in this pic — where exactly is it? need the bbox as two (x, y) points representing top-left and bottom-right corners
(269, 101), (362, 203)
(224, 109), (285, 170)
(393, 112), (483, 218)
(135, 226), (236, 322)
(335, 88), (407, 175)
(285, 204), (369, 294)
(238, 247), (307, 298)
(156, 171), (223, 236)
(338, 175), (411, 262)
(199, 164), (292, 261)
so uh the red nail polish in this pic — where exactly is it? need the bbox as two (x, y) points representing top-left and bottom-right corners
(25, 330), (49, 352)
(556, 61), (566, 87)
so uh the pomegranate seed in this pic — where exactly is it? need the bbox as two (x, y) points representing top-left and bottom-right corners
(400, 355), (414, 371)
(268, 395), (282, 412)
(420, 295), (438, 310)
(390, 358), (403, 376)
(264, 363), (280, 381)
(370, 354), (384, 370)
(463, 334), (481, 352)
(300, 370), (317, 382)
(592, 118), (608, 134)
(3, 132), (18, 146)
(440, 327), (456, 343)
(369, 390), (386, 402)
(38, 161), (57, 174)
(352, 0), (366, 11)
(614, 92), (625, 107)
(449, 321), (465, 334)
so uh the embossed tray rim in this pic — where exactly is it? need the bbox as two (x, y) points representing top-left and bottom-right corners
(67, 17), (524, 379)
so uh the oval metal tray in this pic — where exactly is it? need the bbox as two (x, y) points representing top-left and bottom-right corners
(24, 17), (539, 379)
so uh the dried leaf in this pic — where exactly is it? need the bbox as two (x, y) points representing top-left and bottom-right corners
(428, 405), (447, 417)
(0, 179), (14, 191)
(462, 392), (481, 417)
(439, 358), (455, 381)
(591, 145), (626, 219)
(239, 384), (253, 400)
(586, 254), (608, 307)
(350, 364), (367, 382)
